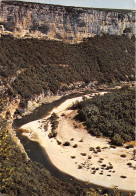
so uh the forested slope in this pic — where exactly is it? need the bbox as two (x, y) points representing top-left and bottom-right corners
(0, 34), (134, 104)
(72, 87), (135, 145)
(0, 30), (135, 195)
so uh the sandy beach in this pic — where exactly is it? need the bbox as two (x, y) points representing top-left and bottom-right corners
(20, 92), (136, 192)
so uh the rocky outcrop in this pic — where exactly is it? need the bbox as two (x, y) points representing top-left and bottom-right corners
(0, 1), (135, 43)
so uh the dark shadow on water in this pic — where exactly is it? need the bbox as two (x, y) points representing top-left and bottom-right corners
(13, 92), (85, 128)
(17, 131), (79, 183)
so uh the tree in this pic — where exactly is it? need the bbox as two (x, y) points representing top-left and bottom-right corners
(111, 134), (124, 146)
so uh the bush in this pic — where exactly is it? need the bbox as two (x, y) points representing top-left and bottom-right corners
(80, 153), (86, 156)
(89, 147), (94, 151)
(96, 146), (100, 149)
(57, 140), (61, 145)
(106, 166), (110, 170)
(97, 149), (101, 152)
(73, 144), (78, 148)
(123, 27), (132, 33)
(110, 145), (116, 149)
(63, 141), (70, 146)
(78, 165), (82, 169)
(79, 139), (83, 142)
(71, 156), (76, 159)
(120, 154), (126, 158)
(88, 156), (92, 159)
(112, 134), (124, 146)
(120, 176), (127, 178)
(125, 144), (133, 149)
(101, 164), (106, 167)
(127, 162), (132, 166)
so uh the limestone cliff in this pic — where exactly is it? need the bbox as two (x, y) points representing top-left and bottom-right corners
(0, 1), (135, 43)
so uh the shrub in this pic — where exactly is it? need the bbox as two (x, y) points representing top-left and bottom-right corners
(80, 153), (86, 156)
(48, 132), (57, 138)
(73, 144), (78, 148)
(96, 146), (100, 149)
(120, 154), (126, 158)
(125, 144), (133, 149)
(61, 113), (65, 116)
(79, 139), (83, 142)
(71, 156), (76, 159)
(101, 164), (106, 167)
(110, 145), (116, 148)
(89, 147), (94, 151)
(97, 149), (101, 152)
(102, 147), (108, 149)
(127, 162), (132, 166)
(112, 134), (124, 146)
(78, 165), (82, 169)
(63, 141), (70, 146)
(50, 113), (59, 130)
(57, 140), (61, 145)
(123, 27), (132, 33)
(93, 150), (98, 154)
(88, 156), (92, 159)
(74, 124), (78, 128)
(106, 166), (110, 170)
(120, 176), (127, 178)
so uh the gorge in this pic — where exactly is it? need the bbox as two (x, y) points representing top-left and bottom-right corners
(0, 1), (135, 195)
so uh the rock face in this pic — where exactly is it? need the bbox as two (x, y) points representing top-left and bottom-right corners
(0, 1), (135, 43)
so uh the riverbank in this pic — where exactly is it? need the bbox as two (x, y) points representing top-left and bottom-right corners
(20, 91), (136, 192)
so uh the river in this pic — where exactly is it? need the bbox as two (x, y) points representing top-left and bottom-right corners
(13, 90), (134, 195)
(13, 92), (95, 183)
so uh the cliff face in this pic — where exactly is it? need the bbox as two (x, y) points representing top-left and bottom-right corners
(0, 1), (135, 43)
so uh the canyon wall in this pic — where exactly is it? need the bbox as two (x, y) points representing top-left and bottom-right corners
(0, 1), (135, 43)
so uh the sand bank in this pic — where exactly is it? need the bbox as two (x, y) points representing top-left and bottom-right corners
(20, 92), (136, 191)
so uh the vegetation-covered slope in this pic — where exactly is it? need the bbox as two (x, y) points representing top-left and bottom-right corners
(0, 34), (134, 103)
(0, 33), (135, 195)
(0, 127), (90, 195)
(72, 87), (135, 145)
